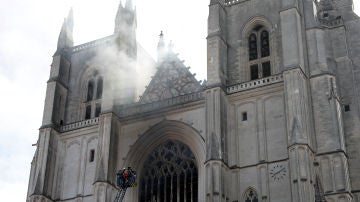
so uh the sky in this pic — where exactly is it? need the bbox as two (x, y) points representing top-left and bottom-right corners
(0, 0), (359, 201)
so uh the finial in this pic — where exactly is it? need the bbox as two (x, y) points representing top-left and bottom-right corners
(157, 31), (165, 48)
(66, 7), (74, 31)
(157, 31), (166, 62)
(56, 8), (74, 50)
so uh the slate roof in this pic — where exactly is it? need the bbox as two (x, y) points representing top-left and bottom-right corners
(140, 52), (202, 103)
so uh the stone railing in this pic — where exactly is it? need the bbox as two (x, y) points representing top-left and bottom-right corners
(318, 18), (343, 27)
(224, 0), (246, 6)
(60, 117), (99, 132)
(117, 91), (204, 117)
(72, 35), (114, 52)
(227, 74), (283, 94)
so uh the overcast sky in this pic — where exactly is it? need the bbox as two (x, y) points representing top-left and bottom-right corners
(0, 0), (359, 201)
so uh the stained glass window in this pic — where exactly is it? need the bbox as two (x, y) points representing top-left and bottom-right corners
(139, 140), (198, 202)
(244, 188), (259, 202)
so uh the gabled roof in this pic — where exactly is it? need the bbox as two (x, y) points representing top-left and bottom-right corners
(140, 52), (202, 103)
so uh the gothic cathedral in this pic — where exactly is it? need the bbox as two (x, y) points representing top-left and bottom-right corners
(27, 0), (360, 201)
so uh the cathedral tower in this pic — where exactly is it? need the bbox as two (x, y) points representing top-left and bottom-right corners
(206, 0), (359, 201)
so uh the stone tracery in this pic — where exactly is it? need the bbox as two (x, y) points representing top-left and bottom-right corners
(139, 140), (198, 202)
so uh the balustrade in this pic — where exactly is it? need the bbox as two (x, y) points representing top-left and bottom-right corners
(227, 74), (283, 94)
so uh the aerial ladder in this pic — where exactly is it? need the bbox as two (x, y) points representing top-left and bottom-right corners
(114, 167), (137, 202)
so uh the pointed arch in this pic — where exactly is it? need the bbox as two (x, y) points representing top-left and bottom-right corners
(243, 187), (259, 202)
(122, 120), (206, 201)
(139, 140), (198, 202)
(241, 16), (278, 82)
(78, 67), (104, 121)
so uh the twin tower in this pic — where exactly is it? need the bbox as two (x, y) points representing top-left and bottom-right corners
(28, 0), (360, 202)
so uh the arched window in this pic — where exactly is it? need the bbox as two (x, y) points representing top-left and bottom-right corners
(87, 80), (94, 101)
(139, 140), (198, 202)
(248, 26), (271, 80)
(244, 188), (259, 202)
(96, 77), (103, 99)
(84, 73), (103, 120)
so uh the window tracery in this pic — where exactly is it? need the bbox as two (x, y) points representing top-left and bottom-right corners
(84, 73), (103, 120)
(244, 188), (259, 202)
(139, 140), (198, 202)
(248, 26), (271, 80)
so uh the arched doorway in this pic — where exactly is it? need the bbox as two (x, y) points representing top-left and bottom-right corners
(139, 140), (198, 202)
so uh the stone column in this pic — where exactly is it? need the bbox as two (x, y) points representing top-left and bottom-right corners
(27, 128), (60, 202)
(307, 26), (353, 201)
(204, 87), (228, 202)
(94, 113), (119, 202)
(281, 7), (316, 201)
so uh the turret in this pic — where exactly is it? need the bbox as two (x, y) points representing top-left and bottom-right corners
(157, 31), (166, 62)
(114, 0), (137, 58)
(207, 0), (227, 86)
(114, 0), (136, 35)
(42, 8), (73, 126)
(56, 8), (73, 52)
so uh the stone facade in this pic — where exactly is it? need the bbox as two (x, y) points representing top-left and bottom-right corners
(27, 0), (360, 201)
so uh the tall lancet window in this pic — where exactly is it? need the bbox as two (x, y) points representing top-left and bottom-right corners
(248, 26), (271, 80)
(139, 140), (198, 202)
(84, 72), (103, 120)
(87, 80), (95, 101)
(96, 77), (103, 99)
(249, 33), (258, 61)
(261, 30), (270, 57)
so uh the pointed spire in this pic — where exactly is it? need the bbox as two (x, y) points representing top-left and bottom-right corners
(66, 7), (74, 32)
(114, 0), (136, 34)
(157, 31), (166, 61)
(57, 8), (74, 51)
(125, 0), (134, 10)
(115, 0), (124, 18)
(157, 31), (165, 49)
